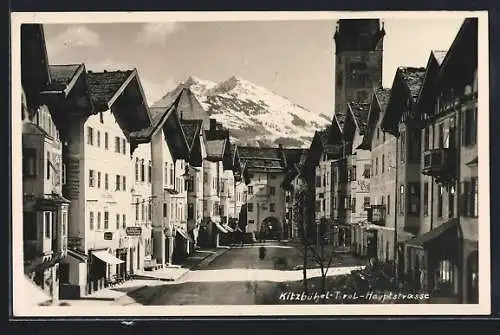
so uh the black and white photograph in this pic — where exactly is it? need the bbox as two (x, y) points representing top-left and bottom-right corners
(11, 11), (490, 316)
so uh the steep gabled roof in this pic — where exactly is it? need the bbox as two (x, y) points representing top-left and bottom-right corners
(130, 92), (190, 160)
(398, 66), (427, 100)
(357, 87), (390, 150)
(432, 50), (448, 66)
(46, 64), (84, 93)
(181, 119), (203, 150)
(373, 86), (391, 113)
(415, 50), (448, 119)
(86, 70), (135, 111)
(153, 86), (210, 128)
(21, 24), (51, 109)
(436, 18), (478, 90)
(381, 67), (426, 133)
(347, 102), (371, 135)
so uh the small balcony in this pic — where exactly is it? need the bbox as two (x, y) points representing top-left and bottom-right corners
(422, 148), (456, 178)
(367, 205), (386, 226)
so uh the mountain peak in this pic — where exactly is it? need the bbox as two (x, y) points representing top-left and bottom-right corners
(152, 74), (330, 148)
(184, 75), (204, 86)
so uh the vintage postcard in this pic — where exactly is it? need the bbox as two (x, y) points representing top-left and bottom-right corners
(11, 10), (490, 317)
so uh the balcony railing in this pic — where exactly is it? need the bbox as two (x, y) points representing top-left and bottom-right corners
(368, 205), (386, 225)
(422, 148), (455, 177)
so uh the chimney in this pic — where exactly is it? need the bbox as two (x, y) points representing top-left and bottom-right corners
(210, 118), (217, 131)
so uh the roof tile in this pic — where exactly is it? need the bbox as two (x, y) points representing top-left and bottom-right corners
(48, 64), (81, 90)
(86, 70), (133, 108)
(398, 66), (427, 99)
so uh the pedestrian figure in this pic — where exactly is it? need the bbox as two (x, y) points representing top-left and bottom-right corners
(420, 268), (426, 291)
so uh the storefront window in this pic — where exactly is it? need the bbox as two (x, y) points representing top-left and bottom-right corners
(435, 259), (456, 295)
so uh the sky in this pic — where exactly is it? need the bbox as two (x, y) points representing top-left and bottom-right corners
(43, 17), (466, 118)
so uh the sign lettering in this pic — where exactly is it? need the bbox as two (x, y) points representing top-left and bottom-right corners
(126, 226), (142, 236)
(65, 157), (80, 200)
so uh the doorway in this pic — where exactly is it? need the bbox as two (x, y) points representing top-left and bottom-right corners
(467, 251), (479, 303)
(367, 229), (378, 259)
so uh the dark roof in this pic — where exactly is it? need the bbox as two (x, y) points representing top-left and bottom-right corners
(357, 88), (390, 150)
(153, 86), (210, 128)
(181, 119), (203, 150)
(283, 148), (306, 167)
(86, 70), (133, 109)
(398, 66), (427, 100)
(348, 102), (371, 134)
(21, 24), (51, 115)
(238, 146), (282, 160)
(373, 87), (391, 112)
(239, 146), (285, 171)
(47, 64), (82, 91)
(317, 127), (331, 147)
(129, 92), (190, 160)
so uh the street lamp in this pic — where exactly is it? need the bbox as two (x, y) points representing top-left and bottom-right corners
(182, 164), (190, 181)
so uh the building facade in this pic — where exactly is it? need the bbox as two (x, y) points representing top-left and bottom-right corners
(343, 102), (372, 251)
(239, 146), (287, 239)
(356, 87), (395, 259)
(132, 96), (191, 268)
(406, 18), (478, 303)
(39, 65), (153, 298)
(21, 25), (69, 302)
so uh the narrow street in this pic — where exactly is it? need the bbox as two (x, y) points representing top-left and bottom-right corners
(118, 242), (365, 305)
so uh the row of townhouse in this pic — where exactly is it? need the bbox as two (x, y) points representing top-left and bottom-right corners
(293, 18), (478, 303)
(20, 24), (246, 301)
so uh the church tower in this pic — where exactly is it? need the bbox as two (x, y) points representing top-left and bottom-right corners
(333, 19), (385, 118)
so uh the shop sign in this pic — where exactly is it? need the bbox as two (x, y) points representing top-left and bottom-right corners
(126, 226), (142, 236)
(104, 232), (113, 240)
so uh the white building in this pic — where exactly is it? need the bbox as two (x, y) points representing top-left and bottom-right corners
(131, 99), (191, 267)
(40, 65), (152, 298)
(239, 146), (287, 239)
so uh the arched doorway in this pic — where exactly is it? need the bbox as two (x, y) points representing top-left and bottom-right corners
(467, 251), (479, 303)
(261, 216), (281, 240)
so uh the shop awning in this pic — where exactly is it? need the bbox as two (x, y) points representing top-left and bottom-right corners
(176, 229), (194, 243)
(92, 250), (124, 265)
(215, 222), (228, 233)
(66, 248), (88, 262)
(407, 218), (458, 247)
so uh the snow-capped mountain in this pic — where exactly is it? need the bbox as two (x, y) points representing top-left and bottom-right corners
(153, 75), (331, 147)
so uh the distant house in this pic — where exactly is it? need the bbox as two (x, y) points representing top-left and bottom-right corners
(238, 145), (288, 239)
